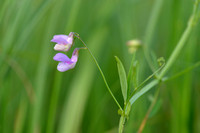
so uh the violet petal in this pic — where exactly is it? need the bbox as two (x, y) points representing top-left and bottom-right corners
(51, 35), (70, 44)
(57, 62), (76, 72)
(53, 53), (71, 62)
(71, 48), (79, 62)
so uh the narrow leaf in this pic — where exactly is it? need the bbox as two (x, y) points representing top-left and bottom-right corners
(127, 55), (139, 97)
(115, 56), (127, 101)
(129, 79), (159, 105)
(127, 53), (135, 97)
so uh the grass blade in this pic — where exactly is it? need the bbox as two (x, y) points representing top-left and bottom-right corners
(129, 79), (159, 105)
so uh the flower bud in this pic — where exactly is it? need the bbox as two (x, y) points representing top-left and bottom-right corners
(126, 39), (142, 53)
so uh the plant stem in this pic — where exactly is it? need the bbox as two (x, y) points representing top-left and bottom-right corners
(159, 23), (192, 78)
(159, 0), (199, 78)
(118, 102), (131, 133)
(75, 35), (123, 111)
(119, 115), (126, 133)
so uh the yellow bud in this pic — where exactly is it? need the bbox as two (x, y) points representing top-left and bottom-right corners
(126, 39), (142, 53)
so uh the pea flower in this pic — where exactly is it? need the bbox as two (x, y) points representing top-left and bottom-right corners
(53, 48), (79, 72)
(51, 32), (74, 52)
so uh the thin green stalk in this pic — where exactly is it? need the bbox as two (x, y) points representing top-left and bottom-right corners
(75, 34), (123, 111)
(136, 62), (164, 90)
(119, 115), (126, 133)
(159, 0), (200, 78)
(159, 24), (192, 78)
(118, 102), (131, 133)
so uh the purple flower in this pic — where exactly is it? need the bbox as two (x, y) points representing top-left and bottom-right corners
(51, 32), (74, 52)
(53, 48), (79, 72)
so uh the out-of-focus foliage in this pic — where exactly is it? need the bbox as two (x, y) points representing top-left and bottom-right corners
(0, 0), (199, 133)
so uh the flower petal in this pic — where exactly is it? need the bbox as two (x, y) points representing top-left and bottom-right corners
(53, 53), (71, 62)
(51, 35), (71, 45)
(54, 44), (71, 52)
(71, 48), (79, 62)
(57, 62), (76, 72)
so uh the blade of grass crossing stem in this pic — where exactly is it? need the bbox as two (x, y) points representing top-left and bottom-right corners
(115, 56), (128, 102)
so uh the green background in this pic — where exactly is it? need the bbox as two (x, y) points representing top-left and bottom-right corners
(0, 0), (200, 132)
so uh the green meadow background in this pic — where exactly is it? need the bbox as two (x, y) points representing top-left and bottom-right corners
(0, 0), (200, 133)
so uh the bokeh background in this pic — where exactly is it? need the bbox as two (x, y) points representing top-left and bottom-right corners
(0, 0), (200, 133)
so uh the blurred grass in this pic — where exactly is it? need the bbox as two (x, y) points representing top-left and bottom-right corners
(0, 0), (200, 133)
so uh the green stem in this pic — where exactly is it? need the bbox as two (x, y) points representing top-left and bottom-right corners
(159, 0), (199, 78)
(159, 22), (192, 78)
(119, 115), (126, 133)
(136, 62), (164, 89)
(75, 34), (123, 111)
